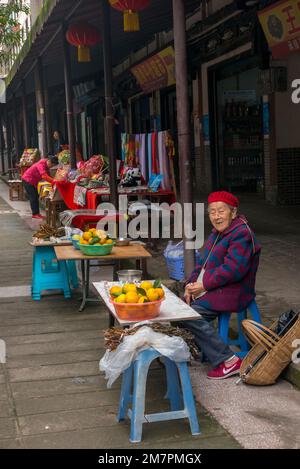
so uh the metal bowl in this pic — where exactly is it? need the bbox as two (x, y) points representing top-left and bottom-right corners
(117, 270), (143, 283)
(115, 237), (131, 247)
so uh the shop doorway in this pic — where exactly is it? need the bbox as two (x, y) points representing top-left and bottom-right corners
(209, 56), (265, 194)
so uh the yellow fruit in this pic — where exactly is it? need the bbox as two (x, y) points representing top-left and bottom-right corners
(138, 296), (148, 303)
(72, 234), (81, 240)
(81, 240), (89, 245)
(106, 239), (113, 245)
(140, 281), (153, 291)
(100, 237), (107, 245)
(110, 286), (123, 298)
(125, 292), (139, 303)
(155, 288), (165, 299)
(89, 228), (96, 233)
(114, 294), (126, 303)
(83, 232), (92, 241)
(147, 288), (159, 302)
(122, 284), (137, 294)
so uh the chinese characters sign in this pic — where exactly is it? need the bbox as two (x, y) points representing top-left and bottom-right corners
(258, 0), (300, 58)
(131, 46), (176, 93)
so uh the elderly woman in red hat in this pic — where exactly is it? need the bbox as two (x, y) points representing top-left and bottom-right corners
(182, 191), (261, 379)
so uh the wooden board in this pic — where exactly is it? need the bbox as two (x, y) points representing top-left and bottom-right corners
(93, 281), (201, 326)
(54, 244), (152, 261)
(30, 240), (72, 247)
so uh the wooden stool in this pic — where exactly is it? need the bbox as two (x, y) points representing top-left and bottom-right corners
(45, 199), (66, 228)
(9, 180), (24, 201)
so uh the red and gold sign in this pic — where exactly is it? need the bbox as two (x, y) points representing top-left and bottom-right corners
(109, 0), (151, 32)
(66, 22), (101, 62)
(258, 0), (300, 58)
(131, 46), (176, 93)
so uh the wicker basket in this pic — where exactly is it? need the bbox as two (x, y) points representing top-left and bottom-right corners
(240, 316), (300, 385)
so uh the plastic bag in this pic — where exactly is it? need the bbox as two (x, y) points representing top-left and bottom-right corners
(99, 325), (191, 388)
(164, 240), (184, 259)
(64, 227), (83, 240)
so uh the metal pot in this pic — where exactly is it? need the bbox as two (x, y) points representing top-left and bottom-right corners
(115, 237), (131, 247)
(117, 270), (143, 283)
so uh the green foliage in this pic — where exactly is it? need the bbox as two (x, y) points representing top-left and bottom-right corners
(0, 1), (30, 66)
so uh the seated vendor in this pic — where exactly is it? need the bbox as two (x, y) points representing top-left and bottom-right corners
(22, 156), (58, 219)
(181, 190), (261, 379)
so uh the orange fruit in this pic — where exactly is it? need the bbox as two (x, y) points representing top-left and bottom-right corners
(125, 292), (139, 303)
(114, 294), (126, 303)
(147, 288), (159, 302)
(81, 240), (89, 245)
(140, 281), (153, 291)
(110, 286), (123, 298)
(138, 296), (149, 304)
(122, 284), (137, 294)
(155, 288), (165, 299)
(106, 239), (113, 245)
(83, 232), (92, 241)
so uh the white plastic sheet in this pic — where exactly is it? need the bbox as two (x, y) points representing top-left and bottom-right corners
(99, 325), (190, 388)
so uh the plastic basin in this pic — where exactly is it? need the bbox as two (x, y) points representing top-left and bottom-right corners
(72, 238), (81, 250)
(112, 298), (164, 321)
(79, 242), (115, 256)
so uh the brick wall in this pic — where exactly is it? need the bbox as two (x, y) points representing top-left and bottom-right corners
(277, 147), (300, 205)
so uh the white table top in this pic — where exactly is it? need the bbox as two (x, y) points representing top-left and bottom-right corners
(93, 281), (201, 326)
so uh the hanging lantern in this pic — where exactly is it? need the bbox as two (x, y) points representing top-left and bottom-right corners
(66, 22), (101, 62)
(109, 0), (151, 32)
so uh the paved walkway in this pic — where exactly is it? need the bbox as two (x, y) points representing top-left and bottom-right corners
(0, 183), (239, 449)
(1, 181), (300, 449)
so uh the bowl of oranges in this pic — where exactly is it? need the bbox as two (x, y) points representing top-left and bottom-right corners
(78, 229), (115, 256)
(109, 280), (165, 321)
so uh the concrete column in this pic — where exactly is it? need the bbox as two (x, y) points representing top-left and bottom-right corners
(172, 0), (195, 275)
(34, 58), (48, 157)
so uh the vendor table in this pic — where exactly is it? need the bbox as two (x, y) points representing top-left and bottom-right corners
(93, 281), (201, 326)
(54, 244), (152, 315)
(55, 181), (176, 210)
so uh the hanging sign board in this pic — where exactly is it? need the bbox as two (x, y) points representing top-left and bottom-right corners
(258, 0), (300, 59)
(131, 46), (176, 94)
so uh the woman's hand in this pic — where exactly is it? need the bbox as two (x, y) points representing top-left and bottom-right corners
(185, 282), (205, 300)
(184, 289), (192, 305)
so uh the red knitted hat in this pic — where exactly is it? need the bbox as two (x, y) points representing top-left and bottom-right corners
(208, 191), (239, 207)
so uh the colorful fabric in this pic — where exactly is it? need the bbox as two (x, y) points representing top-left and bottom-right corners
(186, 216), (261, 312)
(139, 134), (147, 181)
(74, 185), (87, 207)
(147, 134), (152, 179)
(22, 159), (49, 187)
(158, 131), (171, 191)
(151, 132), (158, 174)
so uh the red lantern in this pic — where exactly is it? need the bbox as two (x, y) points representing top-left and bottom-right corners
(109, 0), (151, 32)
(66, 22), (101, 62)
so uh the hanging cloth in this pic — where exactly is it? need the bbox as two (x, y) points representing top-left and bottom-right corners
(151, 132), (159, 175)
(135, 134), (141, 167)
(121, 133), (127, 162)
(147, 133), (152, 180)
(158, 131), (171, 191)
(139, 134), (147, 182)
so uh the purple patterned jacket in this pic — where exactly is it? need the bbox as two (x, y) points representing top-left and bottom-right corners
(186, 215), (261, 312)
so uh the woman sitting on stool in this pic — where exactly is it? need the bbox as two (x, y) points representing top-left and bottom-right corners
(181, 191), (261, 379)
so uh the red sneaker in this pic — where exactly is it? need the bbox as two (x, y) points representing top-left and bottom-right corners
(32, 214), (44, 219)
(207, 358), (242, 380)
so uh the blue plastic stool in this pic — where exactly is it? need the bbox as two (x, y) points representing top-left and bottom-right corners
(117, 348), (200, 443)
(67, 261), (79, 289)
(218, 299), (262, 358)
(32, 246), (73, 300)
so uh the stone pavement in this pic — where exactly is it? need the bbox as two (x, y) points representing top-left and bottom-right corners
(0, 181), (300, 449)
(0, 184), (239, 449)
